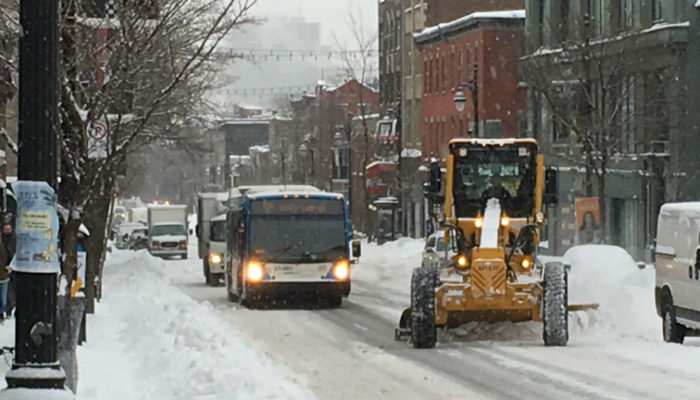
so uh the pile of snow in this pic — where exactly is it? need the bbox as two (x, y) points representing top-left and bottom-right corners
(352, 238), (424, 297)
(565, 245), (659, 341)
(77, 250), (312, 400)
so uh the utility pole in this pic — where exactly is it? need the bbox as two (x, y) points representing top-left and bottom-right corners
(6, 0), (65, 391)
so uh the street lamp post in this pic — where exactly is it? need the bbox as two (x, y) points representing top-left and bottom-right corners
(454, 64), (479, 137)
(7, 0), (66, 392)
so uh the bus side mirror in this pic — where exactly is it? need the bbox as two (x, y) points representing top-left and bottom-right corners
(352, 240), (361, 258)
(189, 228), (194, 236)
(544, 168), (558, 205)
(195, 225), (200, 237)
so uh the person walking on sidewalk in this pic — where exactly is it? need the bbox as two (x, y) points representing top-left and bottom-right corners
(1, 219), (15, 318)
(0, 235), (11, 322)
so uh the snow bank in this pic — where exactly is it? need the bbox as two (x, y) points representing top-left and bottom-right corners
(564, 245), (659, 341)
(78, 250), (313, 400)
(353, 238), (424, 296)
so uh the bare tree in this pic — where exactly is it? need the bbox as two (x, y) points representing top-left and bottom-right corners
(0, 0), (259, 307)
(332, 6), (378, 230)
(522, 30), (677, 243)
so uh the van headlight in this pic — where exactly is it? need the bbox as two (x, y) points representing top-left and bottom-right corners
(209, 252), (223, 265)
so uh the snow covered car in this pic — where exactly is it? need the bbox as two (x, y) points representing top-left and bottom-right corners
(115, 222), (146, 249)
(421, 232), (455, 269)
(127, 228), (149, 250)
(653, 202), (700, 344)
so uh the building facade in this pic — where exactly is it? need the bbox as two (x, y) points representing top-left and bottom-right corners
(523, 0), (700, 260)
(415, 11), (526, 160)
(379, 0), (403, 115)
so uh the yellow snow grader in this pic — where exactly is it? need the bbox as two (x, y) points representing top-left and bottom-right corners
(396, 138), (596, 348)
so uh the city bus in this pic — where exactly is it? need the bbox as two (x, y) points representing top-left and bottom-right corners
(224, 188), (360, 307)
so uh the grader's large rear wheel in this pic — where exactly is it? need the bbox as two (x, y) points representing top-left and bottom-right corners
(411, 267), (438, 348)
(543, 262), (569, 346)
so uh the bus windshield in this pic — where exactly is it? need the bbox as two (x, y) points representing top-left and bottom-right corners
(249, 198), (346, 263)
(452, 145), (536, 218)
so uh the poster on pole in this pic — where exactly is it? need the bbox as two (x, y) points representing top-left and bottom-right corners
(11, 181), (61, 273)
(575, 197), (600, 244)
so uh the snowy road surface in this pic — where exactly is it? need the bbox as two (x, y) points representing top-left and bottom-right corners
(2, 238), (697, 399)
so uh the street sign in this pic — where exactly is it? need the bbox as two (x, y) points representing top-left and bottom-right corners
(88, 120), (108, 159)
(11, 181), (60, 273)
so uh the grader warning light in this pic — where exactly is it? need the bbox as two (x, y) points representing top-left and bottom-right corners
(395, 138), (597, 348)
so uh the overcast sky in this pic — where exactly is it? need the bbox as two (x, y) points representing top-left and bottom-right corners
(250, 0), (378, 46)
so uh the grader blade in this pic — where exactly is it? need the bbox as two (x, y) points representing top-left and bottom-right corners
(395, 307), (412, 341)
(567, 303), (599, 311)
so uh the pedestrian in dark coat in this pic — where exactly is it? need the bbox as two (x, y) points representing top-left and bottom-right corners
(0, 235), (11, 321)
(2, 220), (16, 318)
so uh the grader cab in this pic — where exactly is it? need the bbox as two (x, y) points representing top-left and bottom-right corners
(397, 138), (594, 348)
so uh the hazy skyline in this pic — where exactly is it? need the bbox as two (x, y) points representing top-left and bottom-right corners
(250, 0), (378, 46)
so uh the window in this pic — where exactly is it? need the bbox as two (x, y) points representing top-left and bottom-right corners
(538, 0), (545, 45)
(652, 0), (663, 21)
(424, 59), (429, 94)
(560, 0), (570, 42)
(619, 0), (633, 30)
(620, 76), (636, 153)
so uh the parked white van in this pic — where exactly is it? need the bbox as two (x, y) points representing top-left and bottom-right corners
(654, 202), (700, 343)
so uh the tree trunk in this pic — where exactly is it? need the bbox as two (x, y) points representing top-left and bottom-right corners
(597, 167), (607, 244)
(82, 173), (114, 313)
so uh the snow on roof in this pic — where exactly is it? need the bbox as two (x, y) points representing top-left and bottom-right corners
(249, 145), (270, 154)
(660, 202), (700, 215)
(401, 148), (422, 158)
(353, 113), (380, 121)
(414, 10), (525, 42)
(211, 214), (228, 222)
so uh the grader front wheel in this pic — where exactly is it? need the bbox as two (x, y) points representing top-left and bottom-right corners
(543, 262), (569, 346)
(411, 268), (438, 349)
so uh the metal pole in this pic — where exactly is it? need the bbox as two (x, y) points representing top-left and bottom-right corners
(473, 64), (479, 138)
(345, 121), (352, 219)
(8, 0), (65, 390)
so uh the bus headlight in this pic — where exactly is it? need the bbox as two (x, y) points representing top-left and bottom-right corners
(475, 218), (483, 228)
(209, 252), (222, 265)
(333, 260), (350, 281)
(521, 258), (531, 270)
(501, 216), (510, 227)
(152, 241), (160, 249)
(246, 261), (264, 283)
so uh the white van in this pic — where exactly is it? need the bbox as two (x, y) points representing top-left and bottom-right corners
(654, 202), (700, 343)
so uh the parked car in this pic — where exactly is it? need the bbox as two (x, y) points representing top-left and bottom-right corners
(128, 228), (149, 251)
(115, 222), (146, 250)
(421, 231), (456, 269)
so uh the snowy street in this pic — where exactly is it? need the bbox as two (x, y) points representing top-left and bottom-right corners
(1, 238), (693, 399)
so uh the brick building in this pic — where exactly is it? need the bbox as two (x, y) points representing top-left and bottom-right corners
(395, 0), (525, 239)
(414, 10), (526, 160)
(424, 0), (524, 26)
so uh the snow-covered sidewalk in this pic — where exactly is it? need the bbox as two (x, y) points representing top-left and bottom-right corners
(77, 250), (313, 399)
(0, 249), (313, 399)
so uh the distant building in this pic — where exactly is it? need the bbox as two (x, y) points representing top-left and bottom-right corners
(415, 10), (526, 159)
(379, 0), (403, 115)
